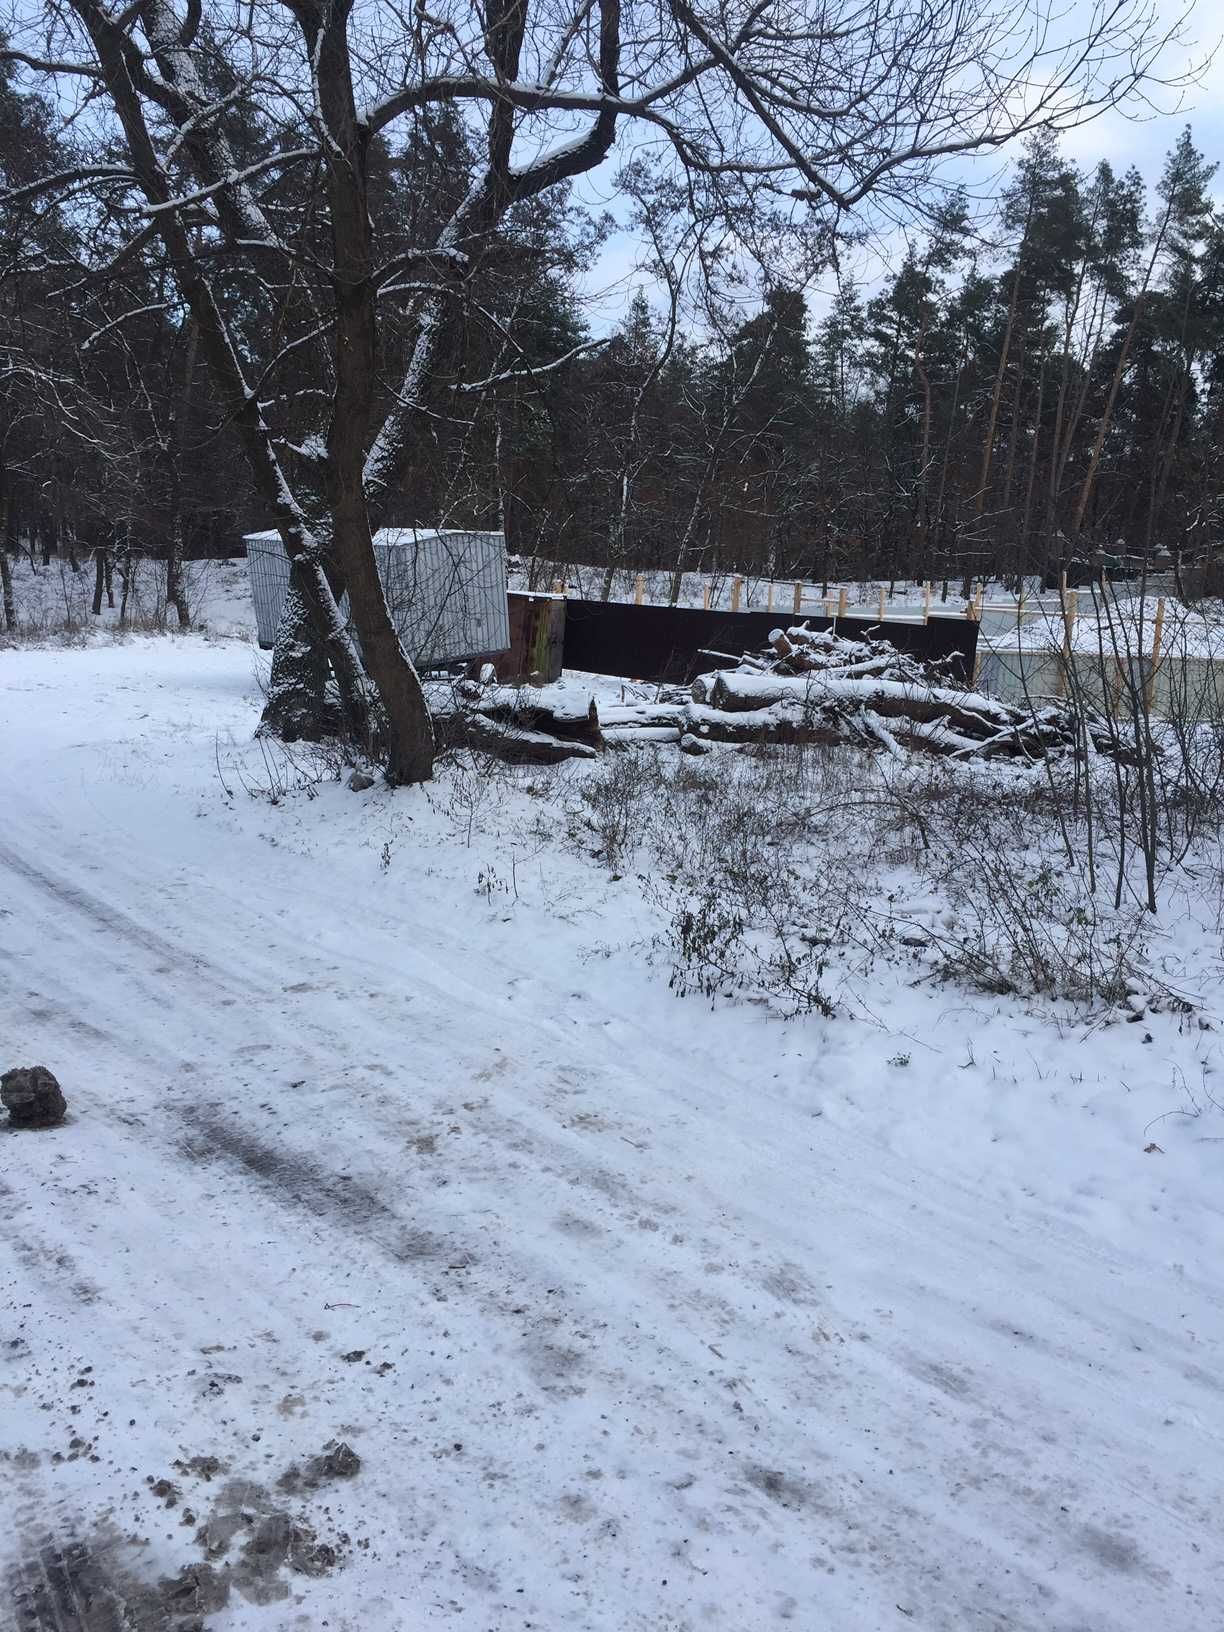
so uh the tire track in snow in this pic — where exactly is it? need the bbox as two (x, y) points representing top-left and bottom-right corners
(176, 1104), (457, 1268)
(0, 812), (1192, 1375)
(2, 795), (1221, 1627)
(6, 1524), (132, 1632)
(0, 924), (1027, 1624)
(0, 841), (236, 1000)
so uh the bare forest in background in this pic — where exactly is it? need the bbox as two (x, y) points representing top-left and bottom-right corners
(7, 108), (1223, 598)
(0, 0), (1209, 776)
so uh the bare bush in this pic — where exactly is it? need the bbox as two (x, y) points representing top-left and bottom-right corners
(215, 736), (348, 805)
(566, 735), (1192, 1014)
(570, 746), (867, 1009)
(922, 851), (1150, 1003)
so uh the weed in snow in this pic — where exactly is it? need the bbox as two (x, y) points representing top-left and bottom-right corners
(567, 742), (1214, 1019)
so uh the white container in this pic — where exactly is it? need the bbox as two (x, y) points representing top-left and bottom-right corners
(245, 527), (510, 667)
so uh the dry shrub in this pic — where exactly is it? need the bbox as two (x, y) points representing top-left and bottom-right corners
(569, 739), (1176, 1013)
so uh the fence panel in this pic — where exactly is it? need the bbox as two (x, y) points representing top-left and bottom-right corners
(560, 599), (978, 684)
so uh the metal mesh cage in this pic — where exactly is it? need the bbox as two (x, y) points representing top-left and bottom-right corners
(245, 528), (510, 666)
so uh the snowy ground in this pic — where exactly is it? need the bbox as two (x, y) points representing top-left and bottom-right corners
(4, 555), (255, 641)
(3, 626), (1224, 1630)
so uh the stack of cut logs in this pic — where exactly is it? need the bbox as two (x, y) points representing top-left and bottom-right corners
(428, 624), (1130, 765)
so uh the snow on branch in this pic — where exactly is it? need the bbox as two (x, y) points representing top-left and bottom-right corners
(80, 301), (173, 353)
(0, 166), (138, 210)
(141, 150), (317, 216)
(451, 337), (610, 393)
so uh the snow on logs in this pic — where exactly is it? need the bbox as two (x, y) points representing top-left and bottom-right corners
(426, 624), (1133, 765)
(428, 681), (602, 763)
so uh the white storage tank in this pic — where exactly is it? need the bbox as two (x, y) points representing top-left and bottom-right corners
(245, 527), (510, 668)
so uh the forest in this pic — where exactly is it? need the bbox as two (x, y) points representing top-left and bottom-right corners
(2, 65), (1221, 617)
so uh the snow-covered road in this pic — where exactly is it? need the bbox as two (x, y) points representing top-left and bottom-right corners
(2, 637), (1221, 1631)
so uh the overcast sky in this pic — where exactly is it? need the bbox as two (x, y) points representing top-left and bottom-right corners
(574, 0), (1224, 334)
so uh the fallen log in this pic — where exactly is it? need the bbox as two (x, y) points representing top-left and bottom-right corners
(431, 684), (693, 761)
(684, 701), (845, 746)
(599, 702), (687, 730)
(768, 624), (952, 686)
(479, 697), (602, 747)
(434, 710), (598, 764)
(462, 690), (602, 747)
(697, 668), (1130, 759)
(704, 669), (1013, 723)
(426, 678), (604, 754)
(603, 725), (684, 747)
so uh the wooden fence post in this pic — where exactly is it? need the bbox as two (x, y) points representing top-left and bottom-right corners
(767, 580), (775, 612)
(1057, 589), (1078, 698)
(877, 585), (886, 623)
(634, 573), (645, 606)
(730, 575), (742, 613)
(1146, 597), (1165, 712)
(702, 582), (712, 611)
(837, 587), (848, 620)
(793, 582), (803, 615)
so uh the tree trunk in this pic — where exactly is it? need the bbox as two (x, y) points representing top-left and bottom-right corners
(976, 250), (1025, 520)
(262, 572), (349, 741)
(309, 2), (435, 784)
(1000, 334), (1027, 546)
(934, 322), (968, 570)
(1146, 365), (1191, 555)
(667, 485), (708, 607)
(908, 309), (934, 571)
(1071, 210), (1172, 544)
(1048, 246), (1092, 531)
(1142, 272), (1198, 557)
(82, 0), (372, 747)
(165, 512), (189, 627)
(1018, 360), (1047, 576)
(1053, 284), (1107, 510)
(4, 486), (18, 556)
(0, 544), (13, 632)
(0, 466), (16, 631)
(92, 548), (106, 616)
(334, 521), (435, 782)
(165, 318), (198, 629)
